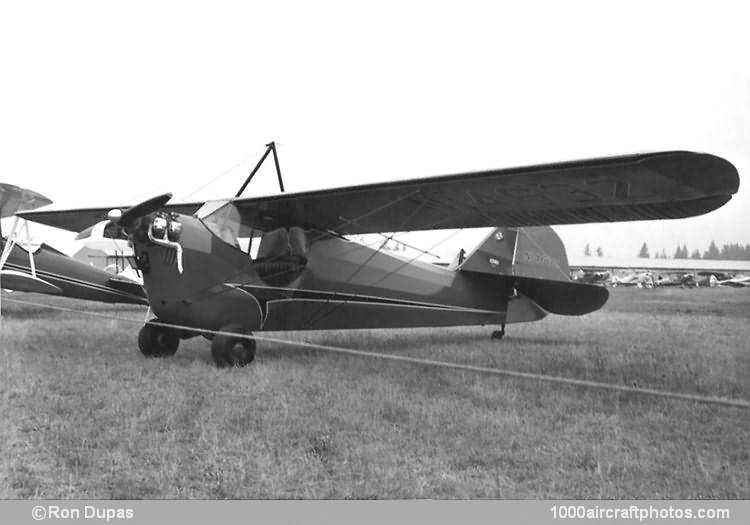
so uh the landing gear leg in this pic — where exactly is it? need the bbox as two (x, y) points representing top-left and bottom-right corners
(211, 324), (256, 368)
(491, 324), (506, 340)
(138, 321), (179, 357)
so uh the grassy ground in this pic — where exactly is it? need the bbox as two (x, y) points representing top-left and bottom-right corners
(1, 287), (749, 499)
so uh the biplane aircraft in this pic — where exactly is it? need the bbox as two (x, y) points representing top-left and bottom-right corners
(0, 183), (147, 307)
(18, 148), (739, 367)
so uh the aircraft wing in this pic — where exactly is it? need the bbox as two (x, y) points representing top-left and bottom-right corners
(18, 202), (203, 233)
(229, 151), (738, 233)
(18, 151), (738, 234)
(1, 183), (52, 218)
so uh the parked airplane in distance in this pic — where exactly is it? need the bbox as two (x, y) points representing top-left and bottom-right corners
(569, 256), (750, 288)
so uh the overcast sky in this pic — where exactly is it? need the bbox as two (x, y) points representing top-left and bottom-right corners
(1, 0), (748, 259)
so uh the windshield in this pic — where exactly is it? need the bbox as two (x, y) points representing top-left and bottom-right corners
(197, 201), (249, 247)
(199, 201), (275, 257)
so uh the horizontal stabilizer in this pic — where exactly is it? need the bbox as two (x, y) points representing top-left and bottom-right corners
(512, 275), (609, 315)
(461, 225), (609, 316)
(1, 270), (62, 294)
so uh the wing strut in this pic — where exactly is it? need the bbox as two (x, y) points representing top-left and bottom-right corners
(235, 141), (285, 198)
(0, 217), (21, 326)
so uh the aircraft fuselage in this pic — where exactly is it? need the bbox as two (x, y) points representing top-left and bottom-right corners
(131, 213), (510, 334)
(0, 238), (147, 304)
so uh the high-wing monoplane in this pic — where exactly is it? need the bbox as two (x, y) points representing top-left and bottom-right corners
(0, 183), (147, 308)
(19, 147), (739, 367)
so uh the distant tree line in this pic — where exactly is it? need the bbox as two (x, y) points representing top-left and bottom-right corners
(636, 241), (750, 260)
(584, 243), (604, 257)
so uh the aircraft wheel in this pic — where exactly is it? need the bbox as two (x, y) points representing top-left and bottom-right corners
(138, 322), (179, 357)
(211, 324), (256, 368)
(491, 327), (505, 340)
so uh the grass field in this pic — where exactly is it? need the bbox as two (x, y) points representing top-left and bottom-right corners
(1, 287), (749, 499)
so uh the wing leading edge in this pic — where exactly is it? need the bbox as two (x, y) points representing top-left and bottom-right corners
(19, 151), (738, 234)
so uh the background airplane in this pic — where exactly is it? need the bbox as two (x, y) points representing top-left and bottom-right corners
(0, 183), (147, 308)
(717, 275), (750, 287)
(569, 255), (750, 287)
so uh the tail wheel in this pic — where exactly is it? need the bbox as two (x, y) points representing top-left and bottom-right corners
(138, 322), (179, 357)
(211, 324), (256, 368)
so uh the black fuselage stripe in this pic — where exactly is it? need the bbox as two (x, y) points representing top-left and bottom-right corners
(266, 297), (504, 314)
(235, 283), (499, 313)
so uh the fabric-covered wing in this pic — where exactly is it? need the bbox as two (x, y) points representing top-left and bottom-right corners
(1, 183), (52, 218)
(231, 151), (738, 234)
(19, 151), (738, 234)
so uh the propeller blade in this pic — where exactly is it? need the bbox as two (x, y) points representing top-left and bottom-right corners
(114, 193), (173, 226)
(75, 220), (129, 241)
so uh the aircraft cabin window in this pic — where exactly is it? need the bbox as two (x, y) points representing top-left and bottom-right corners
(200, 202), (246, 250)
(199, 203), (310, 284)
(198, 202), (304, 259)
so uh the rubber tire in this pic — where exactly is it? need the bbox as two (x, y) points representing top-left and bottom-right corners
(138, 323), (179, 357)
(211, 324), (256, 368)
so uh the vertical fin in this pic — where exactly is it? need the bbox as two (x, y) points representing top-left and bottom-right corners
(460, 226), (570, 282)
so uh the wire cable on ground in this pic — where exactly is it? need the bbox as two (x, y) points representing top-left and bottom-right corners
(3, 296), (749, 410)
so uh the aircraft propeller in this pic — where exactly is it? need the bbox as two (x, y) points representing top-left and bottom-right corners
(73, 193), (174, 241)
(106, 192), (185, 274)
(109, 193), (173, 227)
